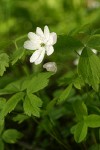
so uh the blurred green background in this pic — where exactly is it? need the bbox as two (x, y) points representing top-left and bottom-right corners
(0, 0), (100, 40)
(0, 0), (100, 150)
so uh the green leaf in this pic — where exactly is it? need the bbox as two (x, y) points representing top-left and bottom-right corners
(84, 114), (100, 128)
(78, 47), (100, 91)
(54, 35), (84, 54)
(57, 84), (72, 104)
(13, 114), (29, 124)
(74, 121), (88, 143)
(0, 92), (24, 120)
(27, 72), (53, 94)
(0, 119), (4, 135)
(73, 77), (84, 90)
(0, 139), (4, 150)
(23, 94), (43, 117)
(0, 77), (29, 96)
(72, 100), (88, 121)
(0, 53), (9, 76)
(0, 98), (6, 111)
(2, 129), (23, 144)
(87, 34), (100, 51)
(11, 48), (25, 65)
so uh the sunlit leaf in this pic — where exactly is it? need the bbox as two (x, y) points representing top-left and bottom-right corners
(84, 114), (100, 128)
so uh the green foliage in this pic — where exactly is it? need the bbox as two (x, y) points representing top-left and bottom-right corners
(11, 48), (25, 65)
(73, 121), (88, 143)
(84, 114), (100, 128)
(13, 114), (29, 124)
(78, 47), (100, 91)
(0, 98), (6, 110)
(0, 139), (4, 150)
(57, 84), (72, 104)
(0, 92), (24, 120)
(55, 35), (84, 54)
(23, 93), (43, 117)
(0, 0), (100, 149)
(27, 72), (53, 93)
(87, 34), (100, 51)
(72, 100), (88, 121)
(2, 129), (23, 144)
(0, 53), (9, 76)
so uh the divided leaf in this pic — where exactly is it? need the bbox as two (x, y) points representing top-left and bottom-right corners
(13, 114), (29, 124)
(27, 72), (53, 93)
(2, 129), (23, 144)
(23, 94), (43, 117)
(78, 47), (100, 91)
(0, 53), (9, 76)
(0, 77), (28, 96)
(0, 92), (24, 120)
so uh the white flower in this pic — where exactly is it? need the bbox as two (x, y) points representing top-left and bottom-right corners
(73, 49), (97, 65)
(43, 62), (57, 73)
(24, 26), (57, 65)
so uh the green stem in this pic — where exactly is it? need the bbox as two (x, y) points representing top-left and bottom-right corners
(15, 35), (27, 42)
(32, 117), (71, 150)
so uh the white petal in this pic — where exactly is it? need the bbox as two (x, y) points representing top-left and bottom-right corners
(36, 27), (44, 38)
(30, 50), (41, 63)
(92, 49), (97, 54)
(43, 62), (57, 73)
(50, 32), (57, 45)
(44, 26), (50, 40)
(35, 48), (45, 65)
(46, 46), (54, 56)
(28, 32), (39, 40)
(24, 40), (38, 50)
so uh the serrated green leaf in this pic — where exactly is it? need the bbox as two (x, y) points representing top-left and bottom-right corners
(84, 114), (100, 128)
(23, 94), (43, 117)
(72, 100), (88, 121)
(87, 34), (100, 51)
(0, 77), (29, 96)
(57, 84), (72, 104)
(27, 72), (53, 93)
(11, 48), (25, 65)
(0, 139), (4, 150)
(0, 92), (24, 120)
(78, 47), (100, 91)
(13, 114), (29, 124)
(74, 121), (88, 143)
(0, 53), (9, 76)
(2, 129), (23, 144)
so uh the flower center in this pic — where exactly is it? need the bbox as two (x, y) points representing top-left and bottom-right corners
(41, 43), (45, 47)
